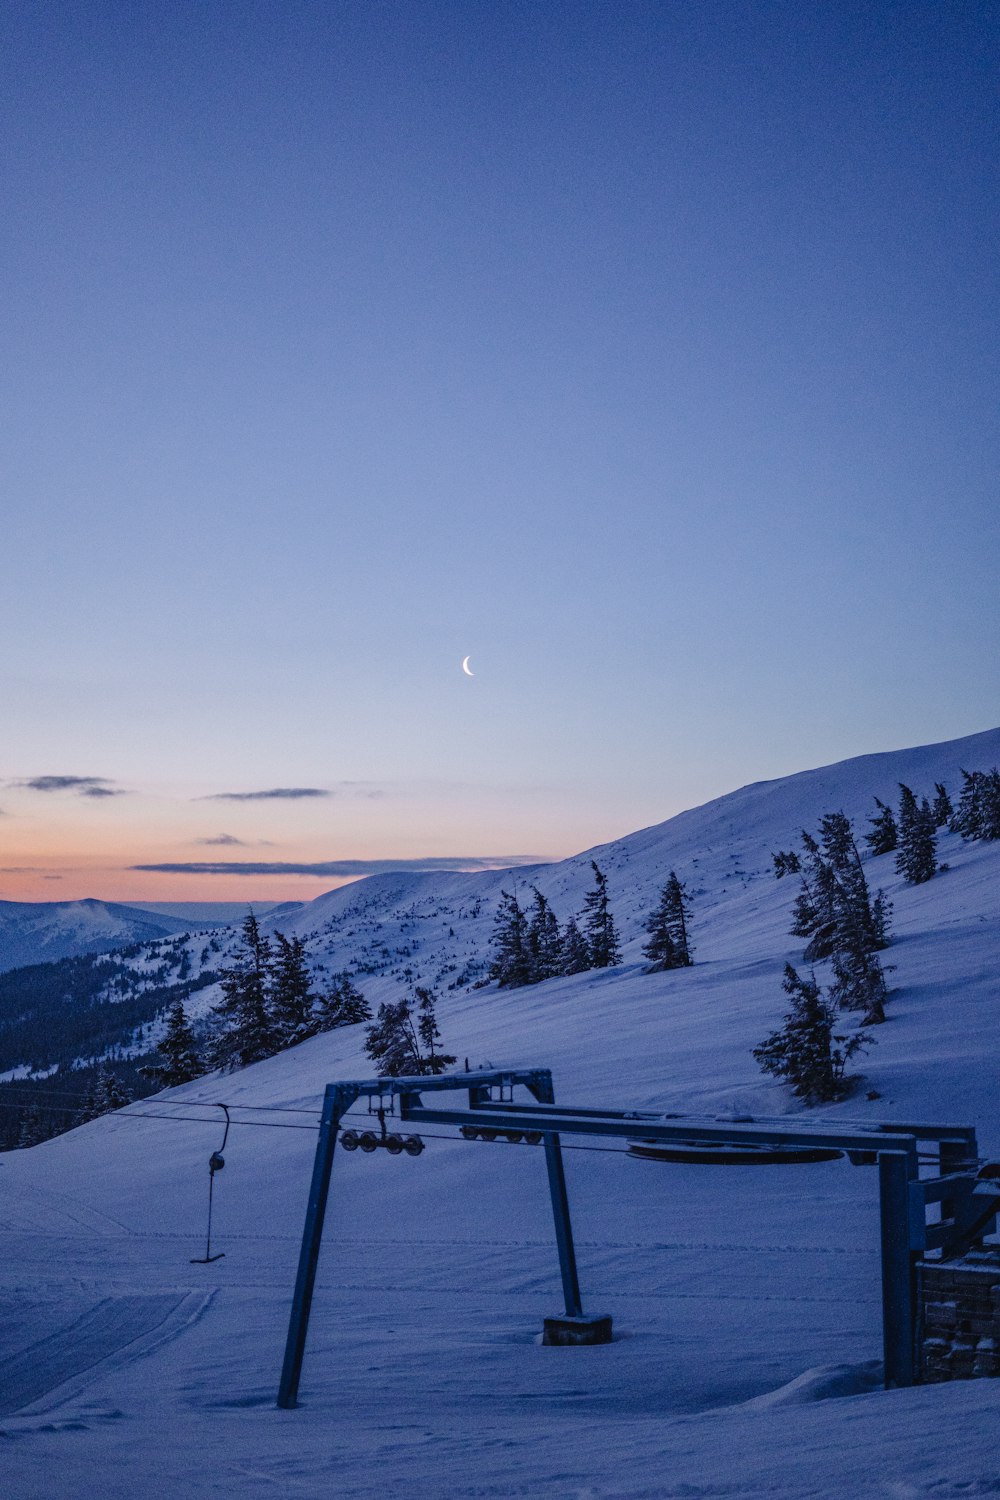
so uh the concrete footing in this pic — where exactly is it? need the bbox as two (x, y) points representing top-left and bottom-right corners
(542, 1314), (613, 1346)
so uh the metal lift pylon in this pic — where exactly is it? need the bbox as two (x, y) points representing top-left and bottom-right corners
(276, 1069), (994, 1409)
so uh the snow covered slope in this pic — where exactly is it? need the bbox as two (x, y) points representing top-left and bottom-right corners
(2, 727), (999, 1498)
(0, 898), (219, 974)
(239, 723), (1000, 1023)
(34, 725), (996, 1051)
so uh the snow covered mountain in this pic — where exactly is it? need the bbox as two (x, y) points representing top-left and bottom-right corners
(4, 726), (999, 1092)
(0, 898), (222, 975)
(2, 726), (1000, 1497)
(244, 722), (1000, 1019)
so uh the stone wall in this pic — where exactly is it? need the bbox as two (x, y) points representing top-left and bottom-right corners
(920, 1250), (1000, 1381)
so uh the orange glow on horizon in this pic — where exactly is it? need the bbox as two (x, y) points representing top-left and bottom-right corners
(0, 784), (583, 905)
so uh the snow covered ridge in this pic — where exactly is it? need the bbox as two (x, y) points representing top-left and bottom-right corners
(245, 724), (1000, 1008)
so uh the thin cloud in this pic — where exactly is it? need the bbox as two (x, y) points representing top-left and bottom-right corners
(200, 787), (331, 802)
(196, 834), (248, 846)
(16, 775), (124, 797)
(130, 856), (548, 877)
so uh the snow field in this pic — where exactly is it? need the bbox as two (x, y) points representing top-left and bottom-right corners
(2, 728), (999, 1495)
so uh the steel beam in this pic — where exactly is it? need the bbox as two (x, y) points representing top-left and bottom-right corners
(402, 1102), (912, 1158)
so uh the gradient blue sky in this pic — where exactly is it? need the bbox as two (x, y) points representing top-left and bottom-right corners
(2, 0), (997, 900)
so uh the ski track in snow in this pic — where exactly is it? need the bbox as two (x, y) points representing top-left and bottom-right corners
(0, 1292), (208, 1416)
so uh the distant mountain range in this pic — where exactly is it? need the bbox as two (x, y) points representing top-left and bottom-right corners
(0, 899), (230, 975)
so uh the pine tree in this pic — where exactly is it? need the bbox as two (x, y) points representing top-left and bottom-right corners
(820, 812), (892, 1016)
(870, 889), (893, 950)
(771, 849), (801, 878)
(140, 998), (203, 1088)
(789, 813), (891, 1018)
(364, 989), (455, 1077)
(313, 973), (371, 1032)
(488, 888), (532, 988)
(896, 784), (937, 884)
(797, 848), (839, 962)
(364, 998), (421, 1076)
(526, 888), (563, 983)
(865, 798), (898, 855)
(77, 1065), (132, 1123)
(17, 1105), (47, 1148)
(76, 1076), (101, 1125)
(208, 910), (281, 1070)
(828, 942), (888, 1025)
(99, 1068), (132, 1112)
(642, 872), (694, 970)
(663, 871), (693, 965)
(414, 986), (457, 1075)
(824, 812), (892, 948)
(951, 769), (987, 839)
(641, 887), (676, 972)
(979, 770), (1000, 841)
(818, 810), (859, 869)
(958, 767), (1000, 840)
(581, 862), (621, 969)
(559, 918), (591, 975)
(752, 964), (871, 1105)
(269, 933), (316, 1045)
(931, 782), (953, 828)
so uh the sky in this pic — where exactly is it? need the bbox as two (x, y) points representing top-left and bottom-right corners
(2, 0), (998, 903)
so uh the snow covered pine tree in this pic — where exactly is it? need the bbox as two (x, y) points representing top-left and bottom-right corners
(581, 861), (621, 968)
(312, 973), (371, 1032)
(896, 784), (937, 884)
(753, 963), (871, 1104)
(269, 933), (316, 1046)
(364, 987), (455, 1076)
(642, 871), (694, 971)
(208, 910), (281, 1070)
(488, 887), (533, 988)
(865, 798), (898, 856)
(140, 997), (203, 1088)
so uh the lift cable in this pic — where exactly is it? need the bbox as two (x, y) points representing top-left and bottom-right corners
(0, 1097), (982, 1166)
(2, 1083), (325, 1115)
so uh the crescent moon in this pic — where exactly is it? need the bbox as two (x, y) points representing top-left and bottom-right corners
(462, 656), (474, 677)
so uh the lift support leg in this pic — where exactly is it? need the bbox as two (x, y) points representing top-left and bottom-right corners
(278, 1084), (349, 1408)
(879, 1151), (918, 1388)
